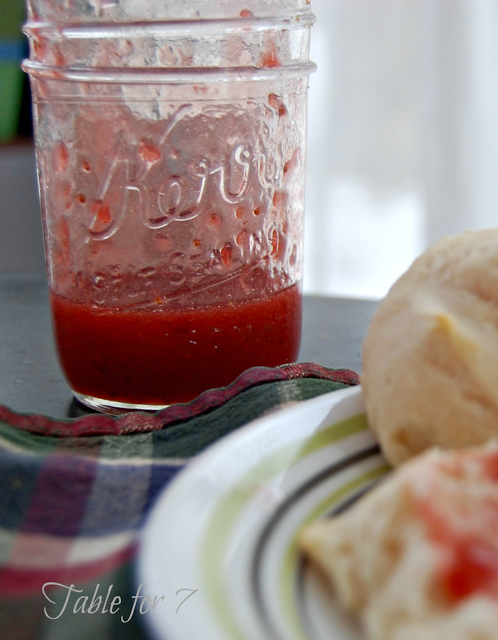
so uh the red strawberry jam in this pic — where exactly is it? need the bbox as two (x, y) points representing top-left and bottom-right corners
(414, 447), (498, 603)
(51, 283), (301, 406)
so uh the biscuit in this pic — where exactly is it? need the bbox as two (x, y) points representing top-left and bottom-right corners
(299, 443), (498, 640)
(361, 229), (498, 466)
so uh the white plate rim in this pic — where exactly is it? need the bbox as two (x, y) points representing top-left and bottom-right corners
(138, 385), (389, 640)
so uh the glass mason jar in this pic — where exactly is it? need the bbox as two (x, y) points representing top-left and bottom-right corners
(23, 0), (316, 412)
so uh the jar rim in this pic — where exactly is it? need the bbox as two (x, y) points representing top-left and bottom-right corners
(27, 0), (314, 26)
(23, 59), (316, 83)
(24, 13), (315, 38)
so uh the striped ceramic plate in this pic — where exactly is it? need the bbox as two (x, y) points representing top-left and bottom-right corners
(139, 385), (390, 640)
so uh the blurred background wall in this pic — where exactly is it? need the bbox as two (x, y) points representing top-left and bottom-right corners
(304, 0), (498, 299)
(0, 0), (43, 273)
(1, 0), (498, 296)
(0, 0), (30, 143)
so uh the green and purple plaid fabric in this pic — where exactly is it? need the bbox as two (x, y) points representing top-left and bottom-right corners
(0, 363), (359, 640)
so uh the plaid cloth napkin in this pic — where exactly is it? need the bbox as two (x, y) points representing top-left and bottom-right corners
(0, 363), (359, 640)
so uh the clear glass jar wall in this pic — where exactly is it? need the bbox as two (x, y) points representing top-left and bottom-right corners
(23, 1), (315, 411)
